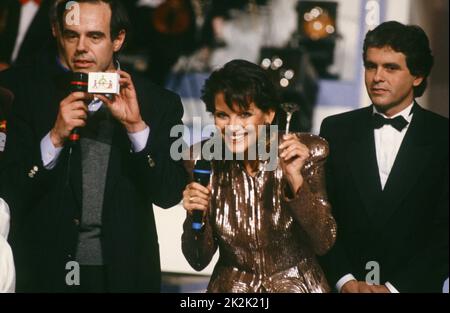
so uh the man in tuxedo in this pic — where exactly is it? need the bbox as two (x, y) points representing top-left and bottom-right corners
(0, 0), (186, 292)
(0, 0), (54, 70)
(320, 21), (448, 293)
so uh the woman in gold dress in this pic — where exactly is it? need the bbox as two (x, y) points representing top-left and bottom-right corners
(181, 60), (336, 293)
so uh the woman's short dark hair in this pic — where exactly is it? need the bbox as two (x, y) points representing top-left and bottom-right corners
(202, 59), (279, 115)
(363, 21), (434, 98)
(54, 0), (130, 43)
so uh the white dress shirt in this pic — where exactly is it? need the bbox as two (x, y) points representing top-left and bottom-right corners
(11, 1), (40, 63)
(374, 103), (414, 190)
(40, 99), (150, 169)
(0, 198), (15, 293)
(336, 103), (414, 293)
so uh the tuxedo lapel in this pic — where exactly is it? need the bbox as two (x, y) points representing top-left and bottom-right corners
(373, 104), (432, 226)
(347, 107), (383, 217)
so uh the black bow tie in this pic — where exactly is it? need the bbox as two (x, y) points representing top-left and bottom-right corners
(372, 114), (409, 131)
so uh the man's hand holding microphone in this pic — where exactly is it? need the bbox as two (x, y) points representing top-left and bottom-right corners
(49, 70), (147, 148)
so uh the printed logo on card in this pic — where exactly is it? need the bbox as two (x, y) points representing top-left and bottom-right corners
(88, 72), (120, 94)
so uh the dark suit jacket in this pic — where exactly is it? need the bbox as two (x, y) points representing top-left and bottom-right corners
(0, 51), (187, 292)
(0, 0), (53, 65)
(319, 104), (449, 293)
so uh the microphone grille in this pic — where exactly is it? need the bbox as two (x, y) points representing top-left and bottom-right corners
(194, 159), (211, 172)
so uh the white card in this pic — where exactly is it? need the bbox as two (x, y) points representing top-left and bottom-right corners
(88, 72), (120, 94)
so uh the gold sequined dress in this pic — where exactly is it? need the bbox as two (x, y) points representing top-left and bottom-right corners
(182, 133), (337, 293)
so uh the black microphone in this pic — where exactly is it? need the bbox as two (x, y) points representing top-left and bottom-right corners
(69, 72), (88, 143)
(192, 159), (212, 231)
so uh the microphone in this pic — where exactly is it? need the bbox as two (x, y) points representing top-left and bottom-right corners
(69, 72), (88, 143)
(192, 159), (212, 231)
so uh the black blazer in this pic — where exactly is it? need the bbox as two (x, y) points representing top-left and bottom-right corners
(319, 104), (449, 293)
(0, 51), (187, 292)
(0, 0), (53, 65)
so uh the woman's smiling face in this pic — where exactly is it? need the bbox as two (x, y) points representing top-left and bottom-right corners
(213, 92), (275, 155)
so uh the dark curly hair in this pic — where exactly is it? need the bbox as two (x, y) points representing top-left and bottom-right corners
(363, 21), (434, 98)
(201, 60), (279, 117)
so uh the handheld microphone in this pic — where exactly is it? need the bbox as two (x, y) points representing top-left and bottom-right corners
(69, 72), (88, 143)
(192, 159), (212, 231)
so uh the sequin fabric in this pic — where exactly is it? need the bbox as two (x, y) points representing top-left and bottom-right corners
(182, 133), (337, 293)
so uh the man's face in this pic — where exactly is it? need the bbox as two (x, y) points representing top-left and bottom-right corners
(364, 46), (423, 116)
(59, 2), (125, 73)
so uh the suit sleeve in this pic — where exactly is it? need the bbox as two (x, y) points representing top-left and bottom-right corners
(0, 73), (64, 216)
(126, 92), (188, 209)
(318, 118), (357, 290)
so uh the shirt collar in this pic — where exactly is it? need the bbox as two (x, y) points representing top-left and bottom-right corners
(373, 102), (414, 124)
